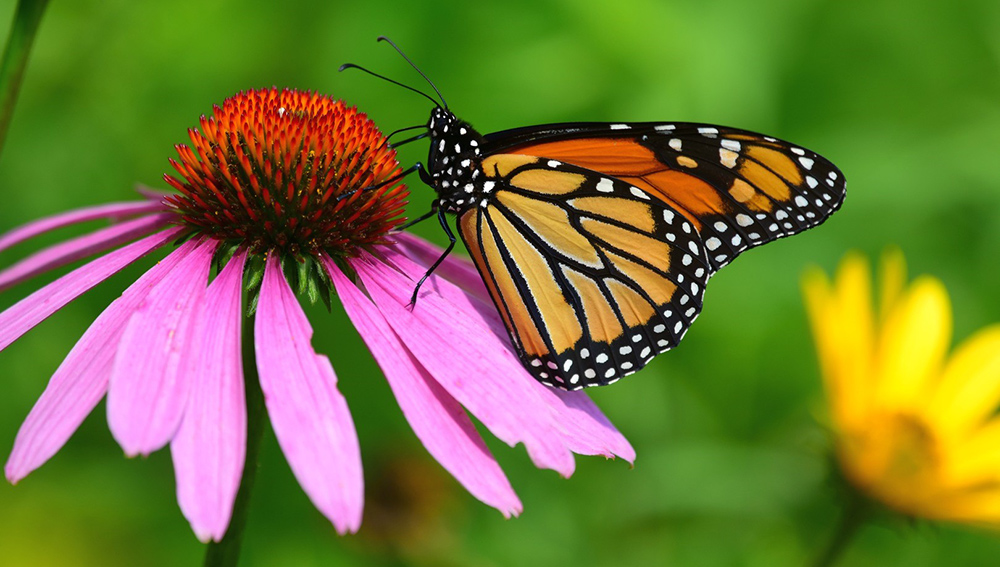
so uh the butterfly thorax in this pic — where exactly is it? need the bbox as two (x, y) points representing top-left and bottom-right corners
(426, 107), (489, 213)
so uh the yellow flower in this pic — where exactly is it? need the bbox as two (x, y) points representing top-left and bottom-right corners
(803, 249), (1000, 525)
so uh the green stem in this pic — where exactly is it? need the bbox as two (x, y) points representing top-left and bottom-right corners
(204, 314), (267, 567)
(0, 0), (49, 157)
(812, 490), (870, 567)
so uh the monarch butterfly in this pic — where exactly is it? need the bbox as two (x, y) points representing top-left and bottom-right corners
(344, 38), (846, 390)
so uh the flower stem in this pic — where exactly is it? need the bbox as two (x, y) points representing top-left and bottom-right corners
(812, 489), (870, 567)
(0, 0), (49, 157)
(204, 313), (267, 567)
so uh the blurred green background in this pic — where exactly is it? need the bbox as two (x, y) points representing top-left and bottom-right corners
(2, 0), (1000, 565)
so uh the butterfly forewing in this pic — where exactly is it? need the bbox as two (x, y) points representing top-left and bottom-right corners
(484, 122), (846, 273)
(457, 154), (711, 389)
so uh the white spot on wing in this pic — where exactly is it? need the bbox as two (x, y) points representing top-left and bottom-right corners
(596, 178), (615, 193)
(610, 124), (630, 130)
(630, 187), (650, 200)
(721, 139), (741, 151)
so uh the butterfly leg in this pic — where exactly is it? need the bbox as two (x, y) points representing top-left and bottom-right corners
(408, 207), (456, 308)
(397, 208), (436, 231)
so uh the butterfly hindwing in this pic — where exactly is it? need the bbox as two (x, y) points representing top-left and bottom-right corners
(484, 122), (846, 274)
(457, 154), (711, 389)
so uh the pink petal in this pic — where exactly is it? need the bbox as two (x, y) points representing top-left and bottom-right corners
(353, 255), (576, 476)
(0, 228), (182, 353)
(133, 185), (173, 202)
(0, 201), (167, 254)
(326, 258), (522, 517)
(171, 250), (248, 542)
(0, 213), (173, 292)
(373, 245), (635, 463)
(5, 241), (194, 483)
(256, 255), (363, 533)
(107, 239), (215, 457)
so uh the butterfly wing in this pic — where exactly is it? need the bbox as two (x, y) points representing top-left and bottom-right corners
(484, 122), (846, 273)
(458, 154), (711, 389)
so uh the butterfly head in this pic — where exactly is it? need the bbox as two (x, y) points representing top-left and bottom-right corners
(426, 107), (487, 212)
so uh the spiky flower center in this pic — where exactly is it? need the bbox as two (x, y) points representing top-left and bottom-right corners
(164, 88), (408, 259)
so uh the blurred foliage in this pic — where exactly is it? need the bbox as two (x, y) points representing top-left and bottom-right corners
(1, 0), (1000, 565)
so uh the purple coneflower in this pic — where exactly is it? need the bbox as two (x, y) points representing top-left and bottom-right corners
(0, 88), (634, 544)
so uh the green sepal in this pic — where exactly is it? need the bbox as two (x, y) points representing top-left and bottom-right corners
(243, 253), (266, 317)
(212, 240), (242, 275)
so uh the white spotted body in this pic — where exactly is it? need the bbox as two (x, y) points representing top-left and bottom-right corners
(426, 107), (489, 213)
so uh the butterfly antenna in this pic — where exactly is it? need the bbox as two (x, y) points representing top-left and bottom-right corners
(385, 124), (428, 142)
(338, 63), (441, 108)
(376, 36), (448, 110)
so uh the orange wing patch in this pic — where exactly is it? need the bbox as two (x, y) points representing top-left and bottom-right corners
(507, 138), (660, 176)
(496, 191), (603, 268)
(738, 158), (790, 202)
(487, 206), (583, 354)
(498, 123), (845, 275)
(568, 196), (656, 233)
(509, 167), (587, 195)
(579, 217), (672, 271)
(561, 266), (624, 341)
(745, 145), (803, 186)
(603, 250), (676, 306)
(481, 154), (538, 177)
(455, 154), (712, 388)
(460, 210), (547, 357)
(603, 279), (655, 329)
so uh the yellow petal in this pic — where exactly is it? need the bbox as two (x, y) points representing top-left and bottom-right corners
(922, 486), (1000, 525)
(941, 416), (1000, 488)
(928, 325), (1000, 438)
(874, 276), (952, 409)
(878, 247), (906, 323)
(803, 254), (875, 428)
